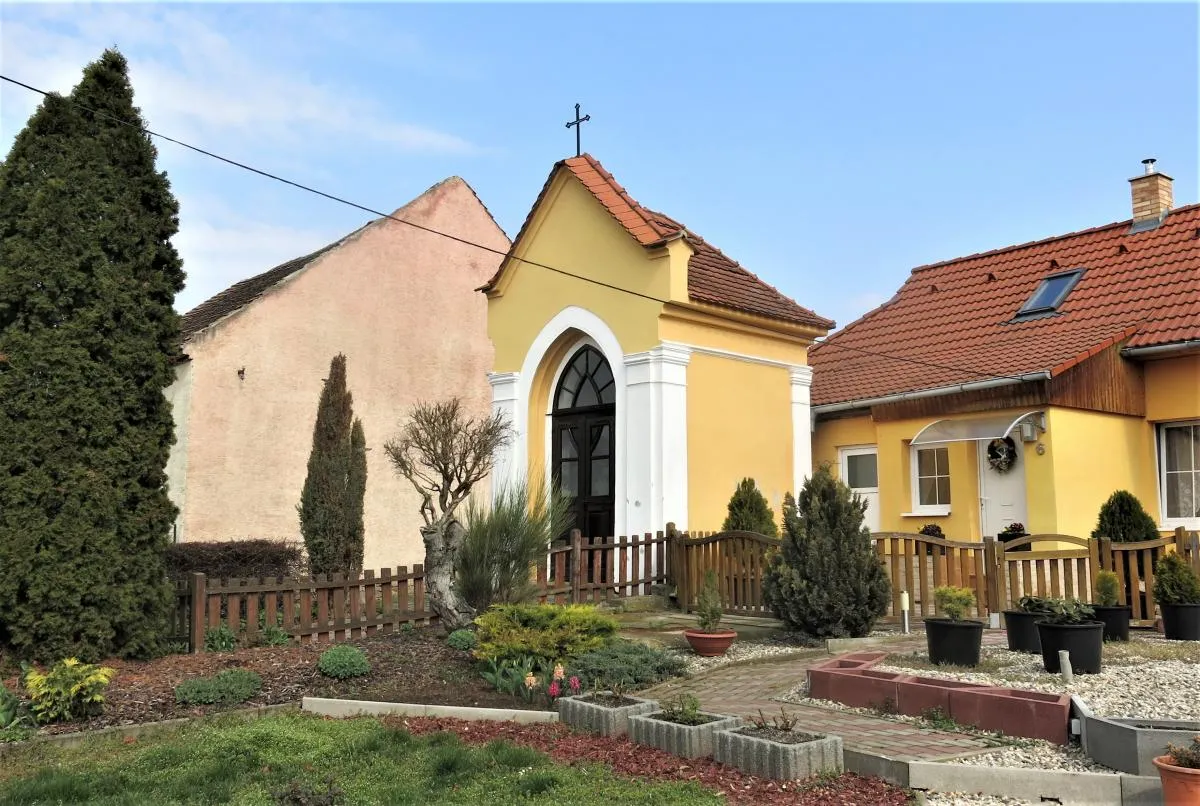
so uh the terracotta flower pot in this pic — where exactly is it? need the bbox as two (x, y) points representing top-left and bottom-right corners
(1153, 755), (1200, 805)
(684, 629), (737, 657)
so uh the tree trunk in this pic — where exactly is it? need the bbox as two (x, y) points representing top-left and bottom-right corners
(421, 520), (476, 630)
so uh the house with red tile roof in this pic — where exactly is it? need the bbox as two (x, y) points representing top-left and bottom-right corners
(483, 155), (832, 537)
(165, 177), (509, 570)
(809, 161), (1199, 543)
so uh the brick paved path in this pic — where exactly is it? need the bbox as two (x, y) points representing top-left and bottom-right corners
(639, 631), (1011, 762)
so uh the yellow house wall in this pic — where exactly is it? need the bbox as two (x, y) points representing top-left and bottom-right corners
(1044, 407), (1159, 533)
(687, 354), (793, 530)
(487, 176), (671, 373)
(659, 314), (809, 365)
(1144, 355), (1200, 423)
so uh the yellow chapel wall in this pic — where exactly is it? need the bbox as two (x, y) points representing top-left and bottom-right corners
(487, 176), (670, 375)
(685, 353), (794, 530)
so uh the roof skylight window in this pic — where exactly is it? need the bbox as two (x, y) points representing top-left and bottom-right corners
(1016, 269), (1083, 318)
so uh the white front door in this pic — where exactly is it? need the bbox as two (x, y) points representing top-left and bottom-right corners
(840, 446), (880, 532)
(978, 438), (1028, 537)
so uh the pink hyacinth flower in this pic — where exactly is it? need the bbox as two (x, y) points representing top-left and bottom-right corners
(569, 676), (581, 693)
(548, 680), (561, 698)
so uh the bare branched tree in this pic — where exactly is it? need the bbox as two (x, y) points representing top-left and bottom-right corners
(384, 399), (511, 628)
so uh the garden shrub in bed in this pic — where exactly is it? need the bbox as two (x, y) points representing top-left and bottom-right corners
(164, 539), (304, 582)
(23, 658), (116, 723)
(473, 604), (618, 665)
(317, 645), (371, 679)
(568, 639), (685, 690)
(174, 668), (263, 706)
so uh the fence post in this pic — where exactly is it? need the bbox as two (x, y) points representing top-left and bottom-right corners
(570, 529), (583, 604)
(1087, 536), (1102, 601)
(982, 537), (1000, 616)
(665, 522), (678, 587)
(188, 572), (206, 654)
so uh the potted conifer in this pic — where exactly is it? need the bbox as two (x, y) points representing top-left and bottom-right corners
(1154, 735), (1200, 805)
(1003, 595), (1053, 653)
(925, 586), (984, 667)
(1092, 570), (1131, 642)
(1036, 597), (1104, 674)
(1154, 554), (1200, 641)
(684, 569), (737, 656)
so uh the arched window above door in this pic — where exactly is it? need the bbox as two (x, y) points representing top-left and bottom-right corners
(554, 346), (615, 412)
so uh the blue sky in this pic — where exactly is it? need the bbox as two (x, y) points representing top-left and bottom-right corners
(2, 3), (1197, 329)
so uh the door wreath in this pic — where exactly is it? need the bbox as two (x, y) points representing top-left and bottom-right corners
(987, 437), (1018, 473)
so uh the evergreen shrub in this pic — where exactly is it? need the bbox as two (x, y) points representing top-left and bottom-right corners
(762, 464), (890, 638)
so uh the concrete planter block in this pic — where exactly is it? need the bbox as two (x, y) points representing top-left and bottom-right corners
(1082, 714), (1200, 776)
(627, 712), (744, 759)
(556, 694), (658, 737)
(714, 727), (843, 780)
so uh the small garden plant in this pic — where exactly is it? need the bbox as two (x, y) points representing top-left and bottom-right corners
(175, 668), (263, 706)
(1165, 735), (1200, 769)
(1091, 490), (1160, 543)
(317, 645), (371, 679)
(1, 681), (33, 741)
(567, 639), (685, 691)
(721, 477), (779, 537)
(22, 658), (116, 724)
(205, 624), (238, 652)
(447, 629), (478, 651)
(933, 586), (976, 621)
(1094, 571), (1121, 607)
(1153, 553), (1200, 605)
(918, 524), (944, 539)
(657, 692), (707, 726)
(1037, 597), (1096, 625)
(695, 570), (724, 633)
(1015, 595), (1054, 614)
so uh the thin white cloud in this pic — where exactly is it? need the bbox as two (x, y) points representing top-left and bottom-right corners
(0, 5), (478, 154)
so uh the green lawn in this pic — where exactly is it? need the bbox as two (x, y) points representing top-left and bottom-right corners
(0, 713), (719, 805)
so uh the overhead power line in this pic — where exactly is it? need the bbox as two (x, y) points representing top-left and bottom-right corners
(1, 73), (1034, 385)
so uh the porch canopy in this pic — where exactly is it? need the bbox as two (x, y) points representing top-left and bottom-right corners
(910, 410), (1044, 445)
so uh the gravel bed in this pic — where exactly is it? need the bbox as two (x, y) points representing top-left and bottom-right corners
(921, 793), (1033, 806)
(872, 635), (1200, 720)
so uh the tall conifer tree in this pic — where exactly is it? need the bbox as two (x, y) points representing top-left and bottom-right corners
(298, 354), (367, 575)
(0, 50), (185, 661)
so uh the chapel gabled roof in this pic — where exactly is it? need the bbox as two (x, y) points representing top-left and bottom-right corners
(809, 202), (1200, 408)
(483, 154), (834, 331)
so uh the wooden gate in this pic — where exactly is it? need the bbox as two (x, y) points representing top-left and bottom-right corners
(671, 529), (780, 616)
(873, 533), (989, 619)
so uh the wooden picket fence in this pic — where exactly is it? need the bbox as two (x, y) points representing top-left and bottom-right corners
(535, 530), (669, 605)
(670, 528), (780, 616)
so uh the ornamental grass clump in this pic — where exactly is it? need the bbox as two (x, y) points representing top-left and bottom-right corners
(317, 645), (371, 679)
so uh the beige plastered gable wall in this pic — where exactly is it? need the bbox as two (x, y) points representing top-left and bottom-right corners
(166, 177), (509, 570)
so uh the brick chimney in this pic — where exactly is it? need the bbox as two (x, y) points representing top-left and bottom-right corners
(1129, 158), (1173, 224)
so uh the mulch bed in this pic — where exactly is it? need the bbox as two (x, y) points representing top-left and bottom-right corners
(1, 627), (551, 737)
(392, 716), (910, 806)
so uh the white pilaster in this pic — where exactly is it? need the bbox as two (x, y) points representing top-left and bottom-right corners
(790, 365), (814, 493)
(488, 371), (522, 501)
(624, 344), (692, 534)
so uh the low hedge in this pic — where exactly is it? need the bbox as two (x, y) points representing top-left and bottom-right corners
(165, 540), (304, 582)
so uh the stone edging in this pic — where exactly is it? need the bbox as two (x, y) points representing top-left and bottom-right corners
(301, 697), (559, 724)
(0, 702), (300, 757)
(907, 760), (1160, 806)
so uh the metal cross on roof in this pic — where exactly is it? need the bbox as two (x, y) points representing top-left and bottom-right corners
(565, 103), (590, 157)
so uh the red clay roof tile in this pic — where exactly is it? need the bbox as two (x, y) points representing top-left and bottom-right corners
(809, 203), (1200, 407)
(486, 155), (833, 331)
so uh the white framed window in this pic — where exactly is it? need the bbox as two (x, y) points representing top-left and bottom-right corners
(910, 444), (951, 515)
(1159, 421), (1200, 528)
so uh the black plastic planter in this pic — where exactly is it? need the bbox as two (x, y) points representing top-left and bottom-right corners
(1161, 603), (1200, 641)
(925, 618), (985, 667)
(1003, 610), (1043, 653)
(1092, 605), (1131, 642)
(1037, 621), (1104, 674)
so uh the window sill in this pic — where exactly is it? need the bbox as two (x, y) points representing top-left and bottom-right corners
(1160, 522), (1199, 532)
(902, 509), (950, 518)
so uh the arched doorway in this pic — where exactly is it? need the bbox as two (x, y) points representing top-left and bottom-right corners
(552, 345), (616, 541)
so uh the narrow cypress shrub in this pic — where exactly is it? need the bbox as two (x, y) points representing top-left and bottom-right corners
(762, 464), (890, 637)
(297, 354), (367, 576)
(1091, 490), (1159, 543)
(0, 50), (184, 662)
(721, 478), (779, 537)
